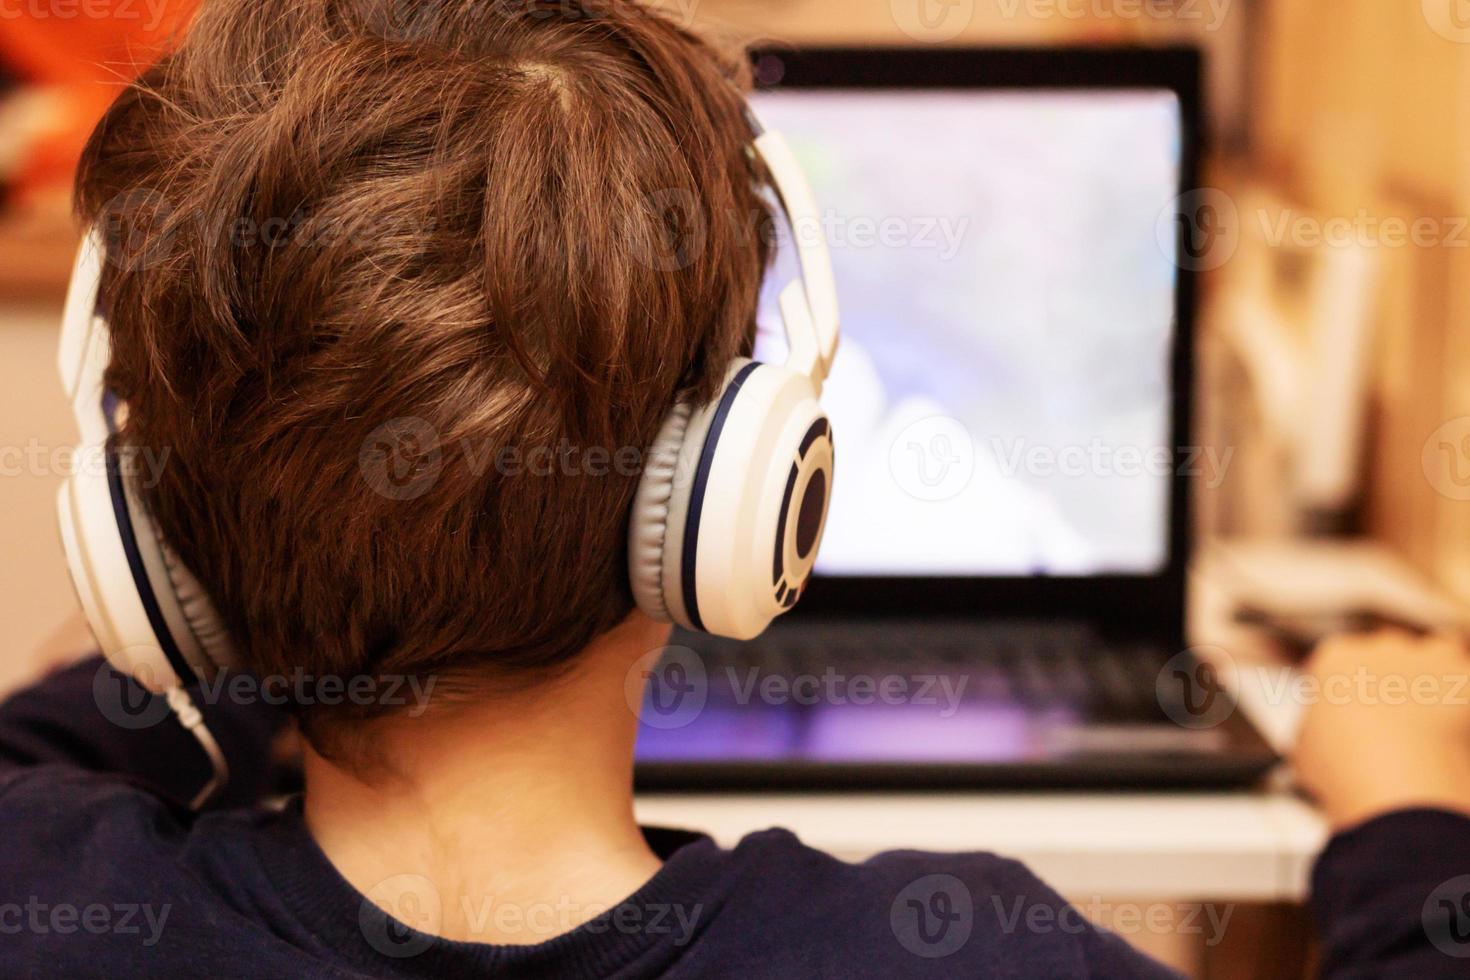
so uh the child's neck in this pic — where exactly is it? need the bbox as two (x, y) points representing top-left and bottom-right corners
(302, 614), (668, 945)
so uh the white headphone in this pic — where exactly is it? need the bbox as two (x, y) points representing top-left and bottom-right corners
(56, 225), (237, 807)
(56, 112), (839, 709)
(56, 230), (238, 698)
(628, 114), (840, 641)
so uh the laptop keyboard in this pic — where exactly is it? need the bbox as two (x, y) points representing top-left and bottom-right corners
(670, 621), (1175, 724)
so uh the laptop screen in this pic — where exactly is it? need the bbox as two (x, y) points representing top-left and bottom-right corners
(751, 89), (1183, 579)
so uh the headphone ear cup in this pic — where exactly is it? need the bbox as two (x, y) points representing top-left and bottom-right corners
(114, 469), (235, 678)
(56, 467), (187, 692)
(628, 401), (694, 622)
(160, 543), (235, 670)
(55, 446), (234, 692)
(647, 360), (833, 640)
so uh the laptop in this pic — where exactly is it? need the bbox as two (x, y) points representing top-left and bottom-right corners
(633, 47), (1279, 790)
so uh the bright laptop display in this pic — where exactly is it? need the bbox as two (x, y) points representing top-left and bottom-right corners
(751, 89), (1183, 578)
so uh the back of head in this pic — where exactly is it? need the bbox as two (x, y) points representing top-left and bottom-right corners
(75, 0), (773, 752)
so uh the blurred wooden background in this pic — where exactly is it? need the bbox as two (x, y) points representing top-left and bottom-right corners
(2, 4), (1465, 657)
(3, 2), (1467, 977)
(1251, 0), (1470, 605)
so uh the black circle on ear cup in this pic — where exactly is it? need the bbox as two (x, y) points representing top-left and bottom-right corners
(772, 415), (832, 610)
(680, 361), (763, 633)
(795, 469), (827, 560)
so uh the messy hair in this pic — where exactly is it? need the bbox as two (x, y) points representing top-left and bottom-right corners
(75, 0), (773, 750)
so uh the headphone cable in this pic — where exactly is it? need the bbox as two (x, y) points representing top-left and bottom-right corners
(163, 686), (230, 811)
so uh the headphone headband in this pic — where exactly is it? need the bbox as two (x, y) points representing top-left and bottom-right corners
(747, 112), (840, 390)
(59, 231), (110, 445)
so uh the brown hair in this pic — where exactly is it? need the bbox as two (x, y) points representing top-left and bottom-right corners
(75, 0), (773, 745)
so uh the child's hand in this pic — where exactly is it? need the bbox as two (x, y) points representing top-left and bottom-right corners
(1293, 630), (1470, 830)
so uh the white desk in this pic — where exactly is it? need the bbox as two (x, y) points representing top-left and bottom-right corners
(635, 545), (1419, 903)
(637, 789), (1325, 902)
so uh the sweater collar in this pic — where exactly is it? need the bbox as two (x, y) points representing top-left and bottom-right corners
(251, 796), (729, 979)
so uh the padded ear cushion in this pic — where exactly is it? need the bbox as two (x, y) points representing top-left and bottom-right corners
(161, 542), (235, 670)
(113, 463), (234, 679)
(628, 400), (694, 621)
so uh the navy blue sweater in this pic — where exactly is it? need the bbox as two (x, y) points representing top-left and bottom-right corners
(0, 658), (1466, 978)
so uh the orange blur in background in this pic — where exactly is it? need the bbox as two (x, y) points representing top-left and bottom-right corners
(0, 0), (194, 195)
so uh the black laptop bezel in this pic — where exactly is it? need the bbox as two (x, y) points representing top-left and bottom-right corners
(751, 46), (1204, 652)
